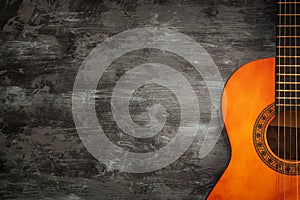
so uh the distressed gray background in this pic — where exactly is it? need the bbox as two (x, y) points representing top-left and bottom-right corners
(0, 0), (275, 199)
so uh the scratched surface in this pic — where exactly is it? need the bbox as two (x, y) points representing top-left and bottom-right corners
(0, 0), (275, 199)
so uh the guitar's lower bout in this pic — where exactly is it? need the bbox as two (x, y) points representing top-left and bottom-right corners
(208, 58), (300, 200)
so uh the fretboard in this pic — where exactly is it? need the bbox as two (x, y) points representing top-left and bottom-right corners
(276, 0), (300, 112)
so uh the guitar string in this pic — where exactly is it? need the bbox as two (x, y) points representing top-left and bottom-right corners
(294, 0), (299, 200)
(293, 0), (297, 198)
(288, 1), (291, 198)
(291, 1), (299, 198)
(295, 0), (299, 198)
(283, 0), (287, 199)
(278, 1), (282, 199)
(289, 1), (292, 198)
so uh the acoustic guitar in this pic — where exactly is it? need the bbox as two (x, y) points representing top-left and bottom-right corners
(208, 1), (300, 199)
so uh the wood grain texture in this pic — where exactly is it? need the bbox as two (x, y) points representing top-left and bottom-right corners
(0, 0), (276, 199)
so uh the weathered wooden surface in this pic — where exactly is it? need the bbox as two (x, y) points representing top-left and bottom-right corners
(0, 0), (275, 199)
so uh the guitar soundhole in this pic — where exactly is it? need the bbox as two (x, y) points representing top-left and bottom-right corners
(266, 110), (300, 161)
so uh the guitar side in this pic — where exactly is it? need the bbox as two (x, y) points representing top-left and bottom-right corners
(208, 58), (300, 200)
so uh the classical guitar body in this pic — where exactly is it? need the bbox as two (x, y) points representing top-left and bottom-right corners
(208, 58), (300, 200)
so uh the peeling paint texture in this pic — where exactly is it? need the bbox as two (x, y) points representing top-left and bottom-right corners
(0, 0), (275, 199)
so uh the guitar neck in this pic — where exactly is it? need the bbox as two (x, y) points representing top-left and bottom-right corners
(276, 0), (300, 112)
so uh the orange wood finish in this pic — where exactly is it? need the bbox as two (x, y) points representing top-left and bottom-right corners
(208, 58), (300, 200)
